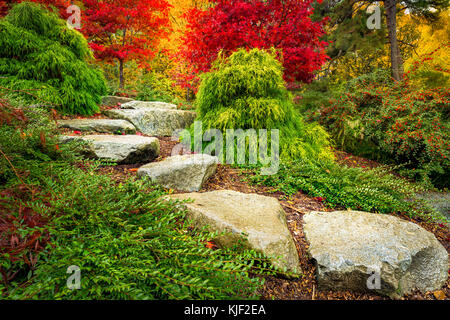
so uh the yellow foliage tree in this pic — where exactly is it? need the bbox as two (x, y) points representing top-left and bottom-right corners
(401, 10), (450, 88)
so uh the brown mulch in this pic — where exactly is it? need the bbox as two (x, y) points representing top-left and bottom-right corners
(334, 149), (384, 170)
(155, 136), (179, 161)
(61, 122), (449, 301)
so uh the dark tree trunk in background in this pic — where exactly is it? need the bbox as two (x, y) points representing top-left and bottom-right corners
(119, 59), (124, 89)
(384, 0), (404, 81)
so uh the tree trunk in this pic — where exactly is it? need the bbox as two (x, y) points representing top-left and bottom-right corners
(119, 59), (124, 89)
(384, 0), (403, 81)
(186, 87), (192, 102)
(119, 60), (125, 89)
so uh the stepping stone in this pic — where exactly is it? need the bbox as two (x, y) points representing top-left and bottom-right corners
(303, 210), (448, 298)
(104, 108), (196, 136)
(101, 96), (134, 106)
(120, 100), (177, 110)
(167, 190), (301, 275)
(57, 119), (136, 134)
(137, 154), (218, 191)
(60, 135), (159, 164)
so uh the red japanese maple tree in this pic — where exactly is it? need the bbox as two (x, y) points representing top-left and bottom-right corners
(82, 0), (171, 89)
(181, 0), (329, 88)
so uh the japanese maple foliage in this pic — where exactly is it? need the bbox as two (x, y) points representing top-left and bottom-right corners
(82, 0), (171, 88)
(180, 0), (329, 89)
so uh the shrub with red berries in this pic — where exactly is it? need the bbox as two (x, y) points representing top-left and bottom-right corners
(309, 71), (449, 188)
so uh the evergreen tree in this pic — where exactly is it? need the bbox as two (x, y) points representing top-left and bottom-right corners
(0, 2), (107, 115)
(195, 48), (333, 162)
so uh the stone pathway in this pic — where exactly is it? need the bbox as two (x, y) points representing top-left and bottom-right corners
(58, 97), (211, 189)
(57, 96), (448, 298)
(168, 190), (302, 275)
(60, 134), (160, 164)
(104, 101), (196, 136)
(138, 154), (218, 192)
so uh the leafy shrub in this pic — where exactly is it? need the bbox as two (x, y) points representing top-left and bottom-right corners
(3, 163), (273, 299)
(0, 98), (275, 299)
(308, 70), (449, 188)
(0, 95), (72, 293)
(194, 48), (333, 161)
(249, 159), (445, 222)
(292, 77), (340, 115)
(136, 70), (177, 103)
(0, 96), (79, 185)
(0, 2), (107, 115)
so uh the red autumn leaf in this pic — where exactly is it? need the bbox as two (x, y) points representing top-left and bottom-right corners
(205, 241), (218, 249)
(179, 0), (328, 90)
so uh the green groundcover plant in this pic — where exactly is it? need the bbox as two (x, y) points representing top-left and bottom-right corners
(0, 98), (279, 300)
(0, 2), (107, 115)
(248, 159), (447, 223)
(193, 48), (333, 162)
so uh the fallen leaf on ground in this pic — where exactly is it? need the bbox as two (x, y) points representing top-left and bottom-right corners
(433, 290), (446, 300)
(205, 241), (218, 249)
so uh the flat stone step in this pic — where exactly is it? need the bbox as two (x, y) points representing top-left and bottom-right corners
(60, 134), (159, 164)
(104, 108), (196, 136)
(167, 190), (301, 275)
(120, 100), (177, 110)
(57, 119), (136, 134)
(101, 96), (134, 106)
(137, 154), (218, 192)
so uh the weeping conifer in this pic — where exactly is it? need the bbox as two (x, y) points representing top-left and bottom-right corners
(0, 2), (107, 115)
(195, 48), (333, 162)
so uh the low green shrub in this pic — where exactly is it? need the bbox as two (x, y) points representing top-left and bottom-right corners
(248, 159), (446, 222)
(2, 163), (272, 299)
(292, 77), (340, 115)
(136, 70), (177, 103)
(0, 2), (107, 115)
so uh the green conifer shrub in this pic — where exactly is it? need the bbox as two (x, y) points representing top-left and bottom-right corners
(0, 2), (107, 115)
(194, 48), (333, 162)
